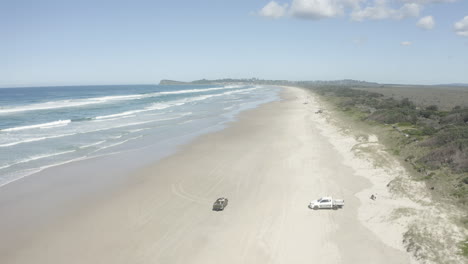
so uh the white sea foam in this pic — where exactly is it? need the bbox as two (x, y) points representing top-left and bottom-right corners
(0, 133), (76, 148)
(95, 110), (146, 120)
(0, 94), (159, 114)
(94, 101), (187, 120)
(0, 114), (178, 148)
(0, 150), (76, 171)
(92, 135), (143, 153)
(18, 150), (76, 163)
(0, 85), (248, 115)
(92, 116), (135, 122)
(0, 155), (89, 188)
(79, 141), (106, 149)
(128, 128), (150, 133)
(0, 164), (11, 170)
(146, 89), (253, 111)
(159, 86), (236, 95)
(1, 120), (71, 132)
(223, 85), (244, 89)
(0, 89), (256, 148)
(148, 101), (186, 110)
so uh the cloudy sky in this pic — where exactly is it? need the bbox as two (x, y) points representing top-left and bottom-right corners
(2, 0), (467, 87)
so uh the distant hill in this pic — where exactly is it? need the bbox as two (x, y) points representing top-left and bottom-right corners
(434, 83), (468, 87)
(297, 79), (380, 87)
(159, 78), (295, 86)
(159, 78), (380, 87)
(159, 80), (190, 85)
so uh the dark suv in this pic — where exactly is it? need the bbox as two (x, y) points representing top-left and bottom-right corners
(212, 197), (229, 211)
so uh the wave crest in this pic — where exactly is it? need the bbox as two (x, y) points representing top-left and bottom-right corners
(1, 120), (71, 132)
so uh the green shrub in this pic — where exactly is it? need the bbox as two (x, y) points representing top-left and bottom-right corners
(400, 98), (416, 109)
(398, 122), (413, 127)
(426, 105), (439, 111)
(461, 238), (468, 257)
(420, 110), (434, 118)
(403, 129), (424, 136)
(368, 109), (418, 124)
(426, 126), (468, 147)
(462, 177), (468, 185)
(421, 126), (437, 136)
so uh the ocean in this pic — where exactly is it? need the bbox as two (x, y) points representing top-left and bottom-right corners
(0, 84), (279, 188)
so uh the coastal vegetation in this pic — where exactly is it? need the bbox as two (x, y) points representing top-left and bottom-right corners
(297, 83), (468, 261)
(301, 85), (468, 208)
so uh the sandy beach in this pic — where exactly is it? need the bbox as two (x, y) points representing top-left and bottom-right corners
(0, 86), (414, 264)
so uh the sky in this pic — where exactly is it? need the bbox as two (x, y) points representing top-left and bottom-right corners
(1, 0), (468, 87)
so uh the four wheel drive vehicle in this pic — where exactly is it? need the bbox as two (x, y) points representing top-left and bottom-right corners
(212, 197), (229, 211)
(308, 196), (344, 210)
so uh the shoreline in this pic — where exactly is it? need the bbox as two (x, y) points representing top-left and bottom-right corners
(297, 87), (418, 260)
(1, 86), (415, 263)
(0, 86), (281, 258)
(301, 86), (467, 264)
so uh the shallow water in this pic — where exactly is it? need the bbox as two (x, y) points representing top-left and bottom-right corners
(0, 84), (279, 187)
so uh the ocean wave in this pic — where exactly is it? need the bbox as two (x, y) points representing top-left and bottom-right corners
(0, 133), (76, 147)
(146, 89), (255, 110)
(159, 86), (236, 95)
(0, 87), (254, 133)
(223, 87), (257, 95)
(1, 120), (71, 132)
(0, 150), (76, 171)
(148, 101), (186, 110)
(0, 156), (89, 188)
(94, 109), (145, 120)
(223, 85), (245, 89)
(92, 93), (223, 120)
(79, 141), (106, 149)
(0, 118), (160, 148)
(0, 85), (248, 115)
(0, 88), (256, 148)
(0, 94), (159, 115)
(92, 135), (143, 153)
(128, 128), (150, 133)
(0, 164), (11, 170)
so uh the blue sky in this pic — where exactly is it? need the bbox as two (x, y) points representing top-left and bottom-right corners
(1, 0), (467, 87)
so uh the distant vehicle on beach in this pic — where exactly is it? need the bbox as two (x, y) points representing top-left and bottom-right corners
(309, 197), (344, 210)
(212, 197), (229, 211)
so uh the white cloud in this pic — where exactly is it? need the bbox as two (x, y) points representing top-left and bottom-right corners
(399, 0), (456, 4)
(290, 0), (344, 20)
(454, 16), (468, 36)
(417, 16), (435, 29)
(399, 3), (420, 18)
(259, 1), (288, 19)
(256, 0), (452, 23)
(351, 0), (420, 21)
(401, 41), (412, 46)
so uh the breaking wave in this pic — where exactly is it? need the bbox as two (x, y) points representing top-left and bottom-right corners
(1, 120), (71, 132)
(0, 85), (244, 115)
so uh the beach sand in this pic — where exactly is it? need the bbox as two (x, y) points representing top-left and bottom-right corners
(0, 87), (412, 264)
